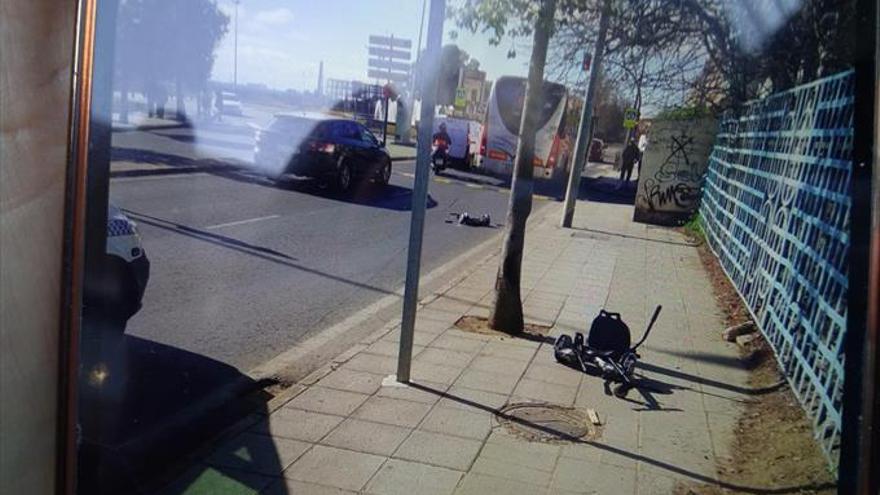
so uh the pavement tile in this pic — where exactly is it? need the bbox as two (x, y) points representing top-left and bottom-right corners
(249, 408), (344, 443)
(411, 361), (466, 385)
(207, 432), (311, 476)
(318, 367), (385, 395)
(260, 478), (356, 495)
(419, 404), (493, 440)
(523, 363), (583, 388)
(468, 354), (528, 375)
(454, 368), (520, 395)
(415, 348), (475, 368)
(375, 380), (446, 404)
(158, 464), (275, 495)
(284, 386), (369, 417)
(512, 378), (578, 406)
(393, 430), (482, 471)
(441, 385), (510, 411)
(364, 340), (423, 358)
(453, 473), (545, 495)
(353, 396), (433, 428)
(479, 341), (538, 360)
(321, 418), (411, 456)
(363, 459), (463, 495)
(341, 353), (398, 375)
(382, 329), (439, 346)
(470, 455), (555, 487)
(283, 445), (386, 491)
(431, 333), (486, 353)
(480, 434), (561, 472)
(550, 457), (636, 494)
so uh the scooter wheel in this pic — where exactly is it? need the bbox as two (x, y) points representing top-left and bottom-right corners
(554, 335), (573, 363)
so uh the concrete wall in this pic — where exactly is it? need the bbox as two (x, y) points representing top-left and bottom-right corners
(633, 117), (718, 226)
(1, 1), (77, 493)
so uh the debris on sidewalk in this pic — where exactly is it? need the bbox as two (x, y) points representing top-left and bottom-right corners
(722, 321), (756, 342)
(734, 332), (759, 348)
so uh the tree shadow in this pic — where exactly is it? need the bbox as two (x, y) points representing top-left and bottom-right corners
(76, 312), (285, 494)
(405, 382), (836, 494)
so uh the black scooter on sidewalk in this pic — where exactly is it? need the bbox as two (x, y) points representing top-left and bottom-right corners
(554, 305), (662, 397)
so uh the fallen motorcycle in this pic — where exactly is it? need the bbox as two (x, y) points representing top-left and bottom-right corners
(554, 305), (662, 397)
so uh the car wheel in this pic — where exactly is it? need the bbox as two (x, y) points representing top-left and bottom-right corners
(378, 160), (391, 186)
(335, 159), (353, 194)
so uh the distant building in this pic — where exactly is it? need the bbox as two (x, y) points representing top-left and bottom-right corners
(326, 78), (383, 117)
(456, 68), (489, 119)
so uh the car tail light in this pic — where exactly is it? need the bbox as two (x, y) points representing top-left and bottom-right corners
(547, 135), (561, 169)
(479, 124), (487, 156)
(309, 141), (336, 154)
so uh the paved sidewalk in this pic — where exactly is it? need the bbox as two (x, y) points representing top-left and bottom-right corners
(160, 198), (752, 495)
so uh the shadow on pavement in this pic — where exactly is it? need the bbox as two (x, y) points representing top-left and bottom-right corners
(76, 313), (282, 494)
(407, 382), (836, 494)
(577, 176), (637, 205)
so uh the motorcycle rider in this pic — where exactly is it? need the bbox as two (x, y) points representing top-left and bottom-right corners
(432, 122), (452, 169)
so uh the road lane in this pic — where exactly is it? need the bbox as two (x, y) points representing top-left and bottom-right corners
(111, 161), (551, 370)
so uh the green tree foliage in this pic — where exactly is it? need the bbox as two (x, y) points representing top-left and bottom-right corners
(116, 0), (229, 118)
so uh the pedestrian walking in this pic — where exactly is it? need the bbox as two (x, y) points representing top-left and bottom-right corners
(618, 138), (639, 188)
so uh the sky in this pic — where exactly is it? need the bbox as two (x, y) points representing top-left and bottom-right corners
(212, 0), (533, 91)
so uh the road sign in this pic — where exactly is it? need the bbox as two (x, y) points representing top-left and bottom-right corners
(454, 87), (467, 110)
(368, 46), (411, 61)
(623, 107), (638, 129)
(368, 69), (410, 82)
(368, 58), (412, 72)
(369, 35), (412, 49)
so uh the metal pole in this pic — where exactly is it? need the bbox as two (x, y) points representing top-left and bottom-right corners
(233, 0), (239, 88)
(397, 0), (444, 384)
(414, 0), (428, 95)
(560, 0), (611, 228)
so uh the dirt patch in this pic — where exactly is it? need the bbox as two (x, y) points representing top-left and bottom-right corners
(455, 315), (551, 340)
(674, 230), (836, 494)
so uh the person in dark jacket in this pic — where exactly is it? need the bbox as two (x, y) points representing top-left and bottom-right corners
(619, 138), (639, 187)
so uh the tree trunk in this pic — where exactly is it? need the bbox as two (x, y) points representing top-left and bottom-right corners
(488, 0), (556, 334)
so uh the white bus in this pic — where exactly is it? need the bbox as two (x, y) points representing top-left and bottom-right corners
(478, 76), (569, 182)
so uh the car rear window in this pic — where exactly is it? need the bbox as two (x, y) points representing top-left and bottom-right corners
(268, 116), (326, 138)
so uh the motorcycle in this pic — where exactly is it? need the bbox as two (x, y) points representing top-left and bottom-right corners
(431, 139), (449, 174)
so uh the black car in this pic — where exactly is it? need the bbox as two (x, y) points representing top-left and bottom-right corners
(255, 113), (392, 193)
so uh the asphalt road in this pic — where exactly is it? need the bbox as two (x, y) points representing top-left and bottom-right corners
(111, 157), (550, 371)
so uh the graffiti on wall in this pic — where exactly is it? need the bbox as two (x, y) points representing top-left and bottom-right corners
(633, 118), (717, 226)
(699, 70), (853, 466)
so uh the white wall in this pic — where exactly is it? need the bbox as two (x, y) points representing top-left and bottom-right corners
(1, 0), (77, 493)
(633, 117), (718, 226)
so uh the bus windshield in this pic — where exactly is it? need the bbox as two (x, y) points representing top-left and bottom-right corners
(495, 77), (566, 135)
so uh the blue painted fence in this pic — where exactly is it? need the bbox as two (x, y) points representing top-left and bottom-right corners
(700, 70), (853, 465)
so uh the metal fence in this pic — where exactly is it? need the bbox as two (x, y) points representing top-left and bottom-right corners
(700, 70), (853, 465)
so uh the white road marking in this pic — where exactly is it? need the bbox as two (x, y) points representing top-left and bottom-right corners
(205, 214), (280, 230)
